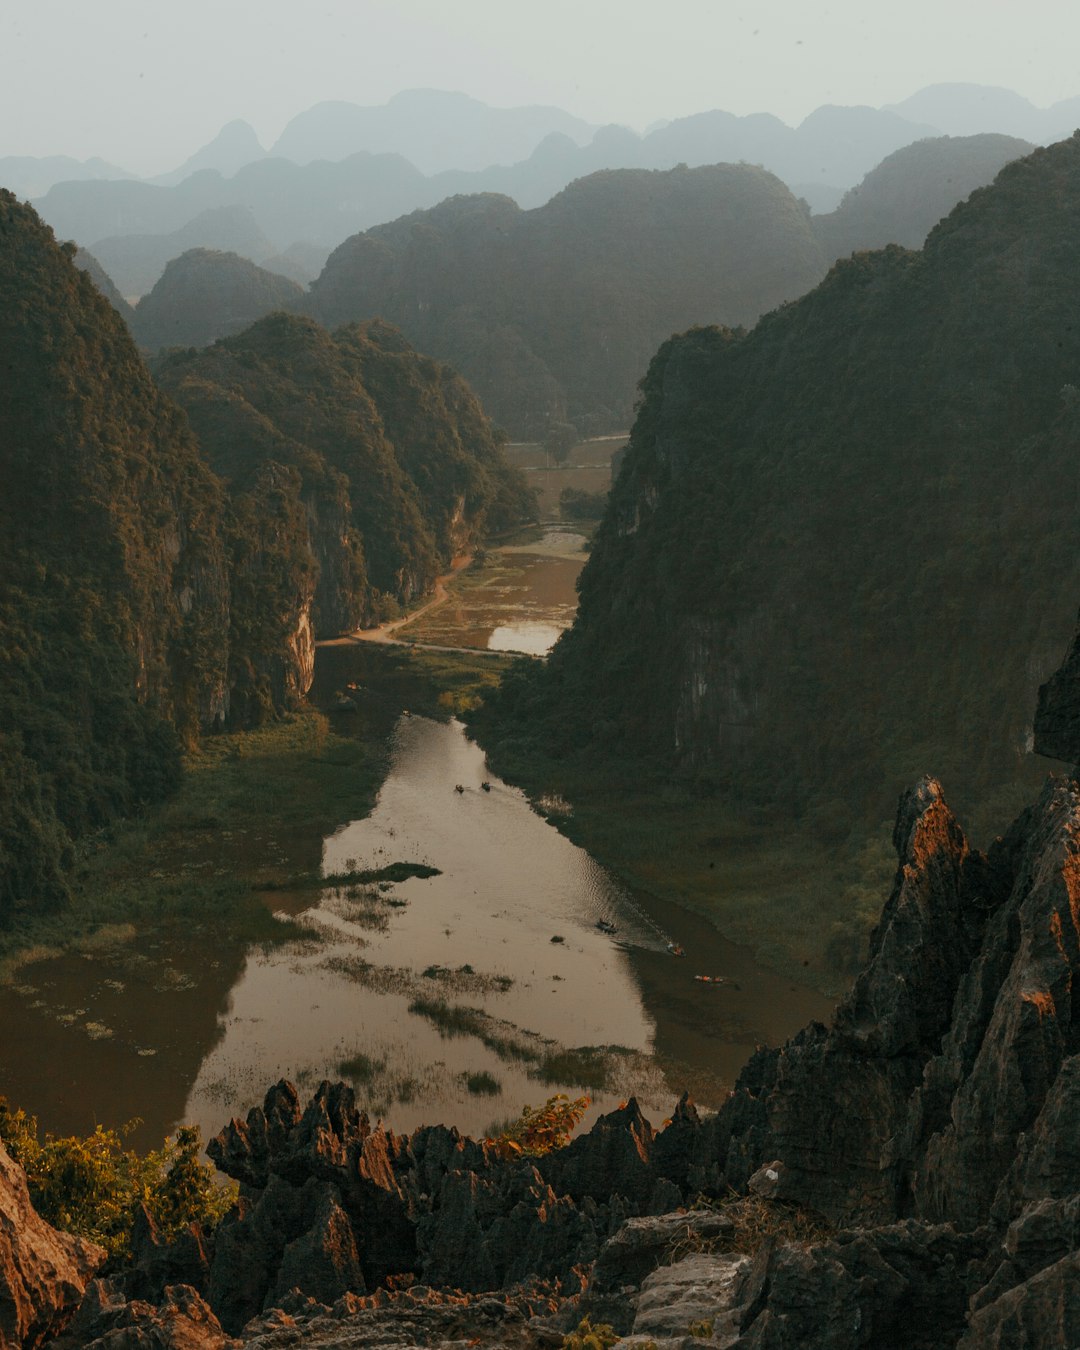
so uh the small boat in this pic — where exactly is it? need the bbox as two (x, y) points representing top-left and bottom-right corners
(596, 919), (618, 935)
(667, 942), (686, 958)
(694, 974), (731, 985)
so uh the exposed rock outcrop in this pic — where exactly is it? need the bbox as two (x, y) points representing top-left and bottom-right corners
(0, 1141), (105, 1349)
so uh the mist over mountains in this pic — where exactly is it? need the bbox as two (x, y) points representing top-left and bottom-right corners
(100, 133), (1030, 443)
(15, 82), (1079, 307)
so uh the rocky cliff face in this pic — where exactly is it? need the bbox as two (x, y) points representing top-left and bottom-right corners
(0, 1142), (105, 1349)
(6, 728), (1080, 1344)
(157, 314), (535, 632)
(0, 190), (233, 922)
(498, 135), (1080, 848)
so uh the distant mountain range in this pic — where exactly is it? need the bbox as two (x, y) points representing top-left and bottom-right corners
(0, 154), (133, 200)
(15, 82), (1080, 302)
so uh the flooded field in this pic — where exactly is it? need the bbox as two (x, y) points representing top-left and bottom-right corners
(397, 527), (586, 656)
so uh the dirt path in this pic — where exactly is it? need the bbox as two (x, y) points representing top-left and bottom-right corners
(317, 555), (510, 655)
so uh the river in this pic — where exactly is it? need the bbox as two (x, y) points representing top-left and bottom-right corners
(0, 531), (833, 1150)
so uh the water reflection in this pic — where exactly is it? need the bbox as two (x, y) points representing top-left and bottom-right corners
(181, 716), (663, 1141)
(396, 529), (585, 656)
(0, 712), (833, 1150)
(182, 715), (834, 1141)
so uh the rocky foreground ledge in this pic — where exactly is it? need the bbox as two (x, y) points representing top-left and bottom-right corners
(5, 752), (1080, 1345)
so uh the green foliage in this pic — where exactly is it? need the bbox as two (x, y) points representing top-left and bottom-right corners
(157, 314), (536, 640)
(545, 422), (578, 466)
(559, 486), (609, 521)
(486, 1092), (590, 1158)
(561, 1316), (620, 1350)
(0, 190), (228, 926)
(0, 1100), (234, 1257)
(131, 248), (304, 350)
(0, 194), (531, 924)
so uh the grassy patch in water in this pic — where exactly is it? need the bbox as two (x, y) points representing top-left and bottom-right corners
(338, 1052), (385, 1083)
(0, 708), (390, 974)
(407, 996), (546, 1063)
(464, 732), (894, 996)
(462, 1071), (502, 1096)
(531, 1047), (614, 1092)
(260, 861), (442, 892)
(317, 643), (513, 723)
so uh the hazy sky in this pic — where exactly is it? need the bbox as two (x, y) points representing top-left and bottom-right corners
(4, 0), (1078, 174)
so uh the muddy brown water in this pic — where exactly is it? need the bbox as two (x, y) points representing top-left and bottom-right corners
(0, 711), (832, 1150)
(0, 535), (833, 1151)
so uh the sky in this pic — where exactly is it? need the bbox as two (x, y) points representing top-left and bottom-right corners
(3, 0), (1079, 174)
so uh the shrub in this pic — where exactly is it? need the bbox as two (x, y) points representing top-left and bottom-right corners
(486, 1092), (590, 1158)
(0, 1099), (234, 1257)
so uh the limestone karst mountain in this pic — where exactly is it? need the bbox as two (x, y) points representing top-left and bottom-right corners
(269, 89), (597, 175)
(0, 154), (131, 200)
(90, 204), (277, 298)
(0, 200), (532, 920)
(153, 118), (266, 187)
(306, 164), (829, 437)
(815, 131), (1033, 259)
(886, 81), (1080, 143)
(155, 313), (535, 635)
(130, 248), (304, 350)
(73, 247), (136, 322)
(0, 191), (231, 922)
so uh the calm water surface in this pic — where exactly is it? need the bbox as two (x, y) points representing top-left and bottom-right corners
(0, 712), (832, 1148)
(0, 538), (834, 1149)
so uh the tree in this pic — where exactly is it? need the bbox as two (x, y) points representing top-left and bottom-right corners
(544, 421), (578, 467)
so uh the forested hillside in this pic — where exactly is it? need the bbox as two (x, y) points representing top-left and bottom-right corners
(156, 315), (534, 626)
(815, 132), (1033, 258)
(474, 135), (1080, 959)
(0, 199), (533, 924)
(305, 165), (828, 436)
(0, 191), (230, 923)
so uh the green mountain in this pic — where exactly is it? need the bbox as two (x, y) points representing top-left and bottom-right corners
(155, 314), (536, 632)
(131, 248), (304, 350)
(815, 132), (1033, 259)
(90, 205), (277, 297)
(73, 247), (136, 323)
(306, 165), (828, 436)
(475, 135), (1080, 962)
(0, 191), (230, 923)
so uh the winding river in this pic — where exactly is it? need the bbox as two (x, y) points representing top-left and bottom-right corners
(0, 534), (833, 1150)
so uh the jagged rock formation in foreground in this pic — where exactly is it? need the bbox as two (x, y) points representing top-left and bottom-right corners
(8, 620), (1080, 1345)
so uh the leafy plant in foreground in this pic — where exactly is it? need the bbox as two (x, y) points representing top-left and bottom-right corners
(0, 1099), (235, 1257)
(486, 1092), (590, 1158)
